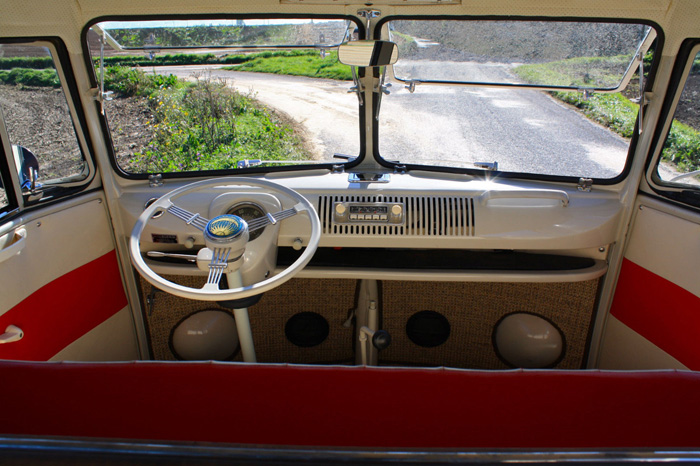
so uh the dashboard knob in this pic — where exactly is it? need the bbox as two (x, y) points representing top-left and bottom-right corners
(391, 204), (402, 216)
(335, 203), (347, 216)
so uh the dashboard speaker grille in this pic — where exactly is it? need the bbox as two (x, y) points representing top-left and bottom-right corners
(319, 195), (475, 237)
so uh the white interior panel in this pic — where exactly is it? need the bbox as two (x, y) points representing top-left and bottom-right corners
(50, 307), (139, 362)
(599, 315), (688, 370)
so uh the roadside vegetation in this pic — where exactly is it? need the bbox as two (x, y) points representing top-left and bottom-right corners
(224, 50), (351, 80)
(0, 50), (345, 173)
(97, 50), (352, 80)
(103, 66), (307, 172)
(0, 54), (311, 173)
(514, 54), (700, 174)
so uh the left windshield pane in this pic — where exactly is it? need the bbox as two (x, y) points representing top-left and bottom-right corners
(88, 18), (359, 174)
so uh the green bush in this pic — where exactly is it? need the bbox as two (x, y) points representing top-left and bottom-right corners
(661, 120), (700, 172)
(99, 53), (219, 68)
(0, 57), (55, 70)
(102, 66), (179, 97)
(553, 91), (639, 138)
(0, 68), (60, 87)
(131, 76), (306, 172)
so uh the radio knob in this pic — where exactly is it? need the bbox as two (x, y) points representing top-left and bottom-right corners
(335, 203), (347, 216)
(391, 204), (402, 216)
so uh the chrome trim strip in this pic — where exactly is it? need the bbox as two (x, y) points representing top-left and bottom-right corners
(1, 436), (699, 464)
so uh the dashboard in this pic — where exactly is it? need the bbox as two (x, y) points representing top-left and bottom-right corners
(122, 171), (618, 284)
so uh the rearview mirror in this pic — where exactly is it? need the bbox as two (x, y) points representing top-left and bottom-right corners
(337, 40), (398, 67)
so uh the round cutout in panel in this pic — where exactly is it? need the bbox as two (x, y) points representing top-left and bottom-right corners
(285, 312), (330, 348)
(170, 309), (239, 361)
(406, 310), (451, 347)
(493, 312), (565, 368)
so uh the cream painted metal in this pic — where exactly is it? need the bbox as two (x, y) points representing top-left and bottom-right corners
(50, 310), (139, 362)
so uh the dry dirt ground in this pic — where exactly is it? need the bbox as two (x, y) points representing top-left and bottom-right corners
(0, 85), (150, 205)
(103, 96), (156, 172)
(0, 85), (85, 179)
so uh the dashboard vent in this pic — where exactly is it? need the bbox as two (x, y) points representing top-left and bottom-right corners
(318, 195), (475, 237)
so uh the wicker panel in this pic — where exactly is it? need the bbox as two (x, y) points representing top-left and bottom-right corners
(249, 278), (356, 364)
(141, 276), (597, 369)
(379, 280), (599, 369)
(141, 276), (356, 363)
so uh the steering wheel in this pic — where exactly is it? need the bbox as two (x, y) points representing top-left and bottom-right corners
(130, 177), (321, 302)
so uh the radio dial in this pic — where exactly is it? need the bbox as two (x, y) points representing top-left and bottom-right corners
(335, 203), (347, 215)
(391, 204), (403, 216)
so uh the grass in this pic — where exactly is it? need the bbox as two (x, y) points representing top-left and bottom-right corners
(515, 54), (700, 173)
(660, 119), (700, 173)
(0, 68), (60, 87)
(102, 65), (179, 97)
(124, 73), (307, 173)
(224, 50), (352, 80)
(552, 91), (639, 138)
(514, 55), (634, 89)
(0, 56), (55, 70)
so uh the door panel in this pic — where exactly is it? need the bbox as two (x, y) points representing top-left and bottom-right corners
(599, 196), (700, 370)
(0, 194), (138, 361)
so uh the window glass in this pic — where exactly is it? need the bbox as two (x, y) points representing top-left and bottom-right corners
(0, 43), (87, 189)
(655, 50), (700, 187)
(88, 18), (359, 174)
(379, 19), (654, 179)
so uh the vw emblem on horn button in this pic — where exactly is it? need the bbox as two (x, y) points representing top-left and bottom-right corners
(205, 215), (247, 242)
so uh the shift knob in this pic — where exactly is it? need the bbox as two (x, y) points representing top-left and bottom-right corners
(372, 330), (391, 351)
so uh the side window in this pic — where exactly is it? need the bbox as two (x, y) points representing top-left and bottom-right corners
(655, 47), (700, 188)
(0, 42), (88, 204)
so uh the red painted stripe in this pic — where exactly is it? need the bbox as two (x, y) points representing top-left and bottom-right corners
(610, 258), (700, 370)
(0, 362), (699, 448)
(0, 250), (127, 361)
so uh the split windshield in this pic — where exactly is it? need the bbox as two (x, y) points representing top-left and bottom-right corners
(380, 19), (654, 178)
(89, 17), (656, 180)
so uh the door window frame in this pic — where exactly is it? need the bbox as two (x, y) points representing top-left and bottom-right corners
(646, 39), (700, 209)
(0, 37), (96, 219)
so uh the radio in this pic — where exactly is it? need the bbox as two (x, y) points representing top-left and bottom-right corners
(333, 202), (405, 225)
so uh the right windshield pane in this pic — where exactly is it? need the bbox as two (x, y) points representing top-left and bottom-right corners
(379, 19), (655, 179)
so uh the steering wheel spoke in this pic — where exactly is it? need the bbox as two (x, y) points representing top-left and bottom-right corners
(167, 203), (209, 231)
(247, 205), (301, 232)
(205, 247), (232, 288)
